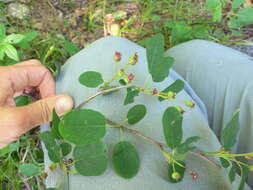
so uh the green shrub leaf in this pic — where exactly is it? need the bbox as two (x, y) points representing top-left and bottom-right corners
(39, 131), (61, 163)
(124, 88), (139, 105)
(112, 141), (140, 179)
(159, 79), (184, 101)
(51, 109), (61, 139)
(79, 71), (103, 88)
(140, 34), (173, 82)
(19, 163), (40, 177)
(176, 136), (200, 154)
(237, 8), (253, 26)
(0, 141), (20, 157)
(73, 141), (108, 176)
(221, 109), (240, 150)
(232, 0), (244, 11)
(60, 142), (72, 157)
(127, 104), (147, 125)
(59, 109), (106, 145)
(63, 40), (80, 55)
(0, 24), (6, 37)
(14, 95), (32, 106)
(219, 157), (230, 168)
(162, 107), (183, 149)
(205, 0), (222, 22)
(2, 43), (19, 61)
(4, 34), (24, 44)
(167, 161), (185, 183)
(238, 167), (248, 190)
(229, 164), (236, 183)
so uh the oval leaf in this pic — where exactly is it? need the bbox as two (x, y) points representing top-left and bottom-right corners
(19, 163), (40, 177)
(79, 71), (103, 88)
(167, 161), (185, 183)
(159, 79), (184, 101)
(4, 34), (24, 44)
(221, 109), (240, 151)
(74, 141), (107, 176)
(127, 104), (147, 125)
(60, 142), (72, 157)
(14, 95), (32, 106)
(3, 43), (19, 61)
(59, 109), (106, 145)
(162, 107), (183, 149)
(112, 141), (140, 179)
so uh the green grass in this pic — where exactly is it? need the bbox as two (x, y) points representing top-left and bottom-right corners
(0, 0), (252, 189)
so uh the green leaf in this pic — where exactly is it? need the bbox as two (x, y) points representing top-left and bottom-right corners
(219, 157), (230, 168)
(2, 43), (19, 61)
(159, 79), (184, 101)
(79, 71), (104, 88)
(4, 34), (24, 44)
(60, 142), (72, 157)
(14, 95), (32, 106)
(232, 0), (244, 11)
(0, 141), (20, 157)
(127, 104), (147, 125)
(112, 141), (140, 179)
(238, 167), (248, 190)
(18, 32), (38, 49)
(22, 32), (38, 42)
(229, 164), (236, 183)
(19, 163), (40, 177)
(0, 24), (6, 36)
(176, 136), (200, 154)
(124, 88), (139, 105)
(59, 109), (106, 145)
(162, 107), (183, 149)
(0, 46), (4, 60)
(221, 109), (240, 150)
(170, 22), (193, 45)
(167, 161), (185, 183)
(51, 109), (61, 139)
(237, 8), (253, 26)
(39, 131), (61, 163)
(140, 34), (173, 82)
(205, 0), (222, 22)
(73, 141), (108, 176)
(63, 40), (80, 55)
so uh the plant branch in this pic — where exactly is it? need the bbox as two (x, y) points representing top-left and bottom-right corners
(106, 119), (221, 168)
(76, 85), (135, 109)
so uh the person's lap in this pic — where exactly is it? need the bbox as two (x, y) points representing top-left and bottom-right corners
(42, 37), (250, 189)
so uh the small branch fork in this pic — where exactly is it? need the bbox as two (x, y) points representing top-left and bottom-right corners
(76, 86), (221, 169)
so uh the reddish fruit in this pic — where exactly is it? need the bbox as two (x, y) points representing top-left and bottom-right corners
(152, 88), (159, 95)
(127, 73), (135, 82)
(190, 171), (198, 180)
(114, 51), (122, 62)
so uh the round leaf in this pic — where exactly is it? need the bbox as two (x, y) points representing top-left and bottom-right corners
(74, 141), (108, 176)
(162, 107), (183, 149)
(79, 71), (103, 88)
(167, 161), (185, 183)
(127, 104), (147, 125)
(59, 109), (106, 145)
(75, 154), (108, 176)
(112, 141), (140, 179)
(19, 163), (40, 177)
(60, 142), (72, 157)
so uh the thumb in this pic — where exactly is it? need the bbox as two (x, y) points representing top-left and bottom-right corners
(16, 94), (74, 131)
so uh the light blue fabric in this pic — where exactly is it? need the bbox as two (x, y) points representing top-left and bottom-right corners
(42, 37), (250, 190)
(166, 40), (253, 187)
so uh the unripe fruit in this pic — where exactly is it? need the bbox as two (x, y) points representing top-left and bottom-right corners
(172, 172), (181, 180)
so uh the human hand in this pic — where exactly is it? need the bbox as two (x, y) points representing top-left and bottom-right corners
(0, 60), (73, 148)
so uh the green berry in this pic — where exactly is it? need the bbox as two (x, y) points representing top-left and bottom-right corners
(172, 172), (181, 180)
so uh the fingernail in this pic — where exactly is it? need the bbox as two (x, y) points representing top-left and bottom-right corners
(55, 96), (73, 116)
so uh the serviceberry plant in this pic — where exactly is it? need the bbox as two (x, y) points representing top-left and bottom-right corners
(40, 34), (253, 190)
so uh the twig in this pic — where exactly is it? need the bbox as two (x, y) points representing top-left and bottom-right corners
(76, 85), (221, 168)
(106, 119), (221, 168)
(107, 119), (166, 150)
(76, 85), (134, 109)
